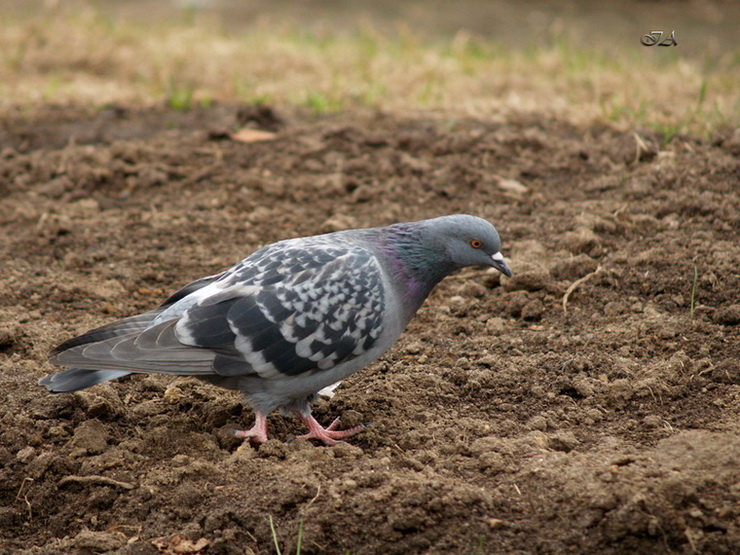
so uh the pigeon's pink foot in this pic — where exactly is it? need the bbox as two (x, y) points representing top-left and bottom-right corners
(296, 413), (366, 446)
(233, 411), (269, 444)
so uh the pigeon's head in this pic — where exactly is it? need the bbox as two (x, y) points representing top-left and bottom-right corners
(421, 215), (512, 277)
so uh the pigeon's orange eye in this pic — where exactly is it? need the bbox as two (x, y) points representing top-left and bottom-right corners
(470, 239), (483, 249)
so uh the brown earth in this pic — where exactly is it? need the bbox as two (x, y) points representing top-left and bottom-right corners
(0, 104), (738, 554)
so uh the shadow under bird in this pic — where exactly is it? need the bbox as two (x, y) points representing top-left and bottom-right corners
(39, 214), (512, 445)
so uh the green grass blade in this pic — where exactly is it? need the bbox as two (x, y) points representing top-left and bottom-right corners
(269, 515), (282, 555)
(296, 519), (304, 555)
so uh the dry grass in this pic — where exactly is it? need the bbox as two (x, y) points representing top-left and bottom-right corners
(0, 7), (737, 136)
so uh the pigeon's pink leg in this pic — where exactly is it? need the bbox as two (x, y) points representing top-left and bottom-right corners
(296, 412), (366, 445)
(233, 411), (269, 444)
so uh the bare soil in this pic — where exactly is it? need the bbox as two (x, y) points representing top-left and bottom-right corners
(0, 104), (738, 554)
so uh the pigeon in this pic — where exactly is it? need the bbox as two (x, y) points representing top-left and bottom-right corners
(40, 214), (512, 445)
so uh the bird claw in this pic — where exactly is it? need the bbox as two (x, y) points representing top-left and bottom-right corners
(231, 411), (269, 445)
(232, 428), (268, 445)
(296, 415), (367, 446)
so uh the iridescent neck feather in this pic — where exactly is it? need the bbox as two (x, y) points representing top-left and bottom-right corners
(369, 224), (456, 310)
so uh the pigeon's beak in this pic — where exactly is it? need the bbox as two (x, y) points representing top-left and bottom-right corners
(490, 252), (512, 278)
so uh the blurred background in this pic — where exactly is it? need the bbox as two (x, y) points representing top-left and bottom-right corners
(0, 0), (737, 136)
(3, 0), (738, 54)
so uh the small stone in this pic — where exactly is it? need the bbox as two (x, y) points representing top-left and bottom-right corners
(709, 360), (738, 385)
(603, 302), (624, 317)
(172, 454), (191, 467)
(47, 425), (70, 439)
(547, 431), (580, 452)
(527, 415), (548, 431)
(0, 327), (19, 350)
(350, 185), (374, 203)
(457, 281), (488, 298)
(482, 268), (504, 288)
(572, 378), (595, 398)
(16, 446), (35, 463)
(506, 291), (529, 317)
(643, 415), (662, 428)
(404, 341), (424, 355)
(455, 356), (472, 369)
(257, 439), (288, 459)
(227, 442), (258, 463)
(487, 517), (506, 529)
(496, 178), (528, 195)
(322, 214), (358, 233)
(551, 254), (599, 281)
(332, 442), (363, 458)
(26, 451), (59, 479)
(339, 410), (364, 429)
(714, 304), (740, 326)
(163, 385), (184, 404)
(247, 205), (273, 224)
(74, 384), (125, 419)
(503, 268), (550, 293)
(70, 419), (109, 455)
(74, 529), (127, 552)
(478, 451), (507, 474)
(485, 317), (506, 333)
(37, 176), (73, 199)
(521, 299), (545, 321)
(562, 228), (602, 256)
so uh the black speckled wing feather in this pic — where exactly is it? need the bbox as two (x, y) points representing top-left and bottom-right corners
(175, 242), (386, 379)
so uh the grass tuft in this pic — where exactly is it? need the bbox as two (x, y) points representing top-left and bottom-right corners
(165, 79), (195, 110)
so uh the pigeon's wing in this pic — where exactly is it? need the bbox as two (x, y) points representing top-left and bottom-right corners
(176, 243), (387, 380)
(48, 242), (386, 381)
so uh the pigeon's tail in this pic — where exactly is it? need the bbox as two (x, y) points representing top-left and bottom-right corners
(38, 368), (131, 393)
(42, 309), (162, 393)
